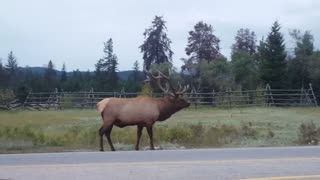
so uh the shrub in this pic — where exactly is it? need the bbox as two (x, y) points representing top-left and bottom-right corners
(139, 84), (152, 96)
(298, 121), (320, 145)
(240, 122), (257, 137)
(0, 89), (15, 107)
(166, 126), (192, 144)
(267, 129), (275, 139)
(204, 125), (239, 145)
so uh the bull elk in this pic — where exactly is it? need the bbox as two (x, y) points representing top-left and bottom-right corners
(96, 70), (190, 151)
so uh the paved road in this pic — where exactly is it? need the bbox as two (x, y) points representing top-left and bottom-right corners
(1, 146), (320, 180)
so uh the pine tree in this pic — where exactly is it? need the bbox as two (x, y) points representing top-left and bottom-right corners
(288, 30), (314, 88)
(231, 28), (258, 90)
(45, 60), (57, 90)
(5, 51), (18, 87)
(290, 30), (314, 56)
(5, 51), (18, 76)
(186, 21), (220, 63)
(260, 21), (287, 89)
(256, 37), (268, 67)
(231, 28), (257, 55)
(0, 58), (6, 87)
(140, 16), (173, 70)
(127, 60), (142, 92)
(61, 63), (67, 82)
(132, 60), (140, 82)
(105, 38), (118, 90)
(95, 38), (118, 91)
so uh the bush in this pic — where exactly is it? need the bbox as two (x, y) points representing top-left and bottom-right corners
(139, 83), (152, 96)
(267, 129), (275, 139)
(60, 96), (73, 109)
(298, 121), (320, 145)
(166, 126), (192, 144)
(0, 89), (15, 107)
(204, 125), (239, 145)
(240, 122), (257, 137)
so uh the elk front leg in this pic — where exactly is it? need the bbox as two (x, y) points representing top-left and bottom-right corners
(135, 125), (144, 150)
(146, 126), (155, 150)
(105, 125), (115, 151)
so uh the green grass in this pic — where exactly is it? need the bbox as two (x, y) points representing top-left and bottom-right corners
(0, 107), (319, 153)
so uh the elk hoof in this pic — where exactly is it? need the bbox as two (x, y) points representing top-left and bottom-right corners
(99, 149), (104, 152)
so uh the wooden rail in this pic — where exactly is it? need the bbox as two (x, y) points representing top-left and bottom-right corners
(20, 84), (318, 110)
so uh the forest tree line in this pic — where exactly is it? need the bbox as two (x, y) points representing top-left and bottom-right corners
(0, 16), (320, 101)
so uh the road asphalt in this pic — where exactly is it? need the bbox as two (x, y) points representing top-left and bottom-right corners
(0, 146), (320, 180)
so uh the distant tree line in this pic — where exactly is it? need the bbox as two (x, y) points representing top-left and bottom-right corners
(1, 16), (320, 102)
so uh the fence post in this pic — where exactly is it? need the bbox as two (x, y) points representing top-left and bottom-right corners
(300, 87), (304, 106)
(309, 83), (318, 107)
(212, 89), (215, 107)
(120, 87), (125, 98)
(265, 84), (274, 107)
(23, 90), (32, 110)
(192, 88), (198, 109)
(91, 88), (94, 108)
(228, 89), (231, 109)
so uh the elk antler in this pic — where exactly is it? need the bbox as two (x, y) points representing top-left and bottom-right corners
(176, 83), (189, 95)
(145, 69), (189, 97)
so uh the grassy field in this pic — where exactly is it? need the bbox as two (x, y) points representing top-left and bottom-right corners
(0, 107), (320, 153)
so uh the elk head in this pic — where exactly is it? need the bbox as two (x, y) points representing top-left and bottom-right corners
(145, 69), (190, 109)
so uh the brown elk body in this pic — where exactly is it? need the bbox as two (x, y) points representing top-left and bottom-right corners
(97, 70), (190, 151)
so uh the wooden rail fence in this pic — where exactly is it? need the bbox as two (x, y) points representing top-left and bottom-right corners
(20, 84), (317, 110)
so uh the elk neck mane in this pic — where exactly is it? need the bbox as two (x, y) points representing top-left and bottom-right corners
(155, 96), (180, 121)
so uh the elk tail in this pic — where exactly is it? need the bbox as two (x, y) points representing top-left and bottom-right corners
(96, 98), (110, 119)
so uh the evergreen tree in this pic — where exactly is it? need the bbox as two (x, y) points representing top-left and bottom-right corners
(5, 51), (18, 77)
(5, 51), (18, 87)
(288, 30), (314, 88)
(231, 52), (259, 90)
(231, 28), (258, 90)
(260, 21), (287, 89)
(95, 38), (118, 91)
(132, 60), (141, 82)
(127, 60), (143, 92)
(140, 16), (173, 70)
(231, 28), (257, 55)
(105, 38), (118, 90)
(0, 58), (6, 87)
(61, 63), (67, 82)
(185, 21), (220, 63)
(44, 60), (57, 90)
(290, 30), (314, 56)
(256, 37), (268, 67)
(199, 56), (233, 92)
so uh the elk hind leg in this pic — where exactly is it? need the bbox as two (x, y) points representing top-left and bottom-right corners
(105, 125), (115, 151)
(99, 126), (105, 151)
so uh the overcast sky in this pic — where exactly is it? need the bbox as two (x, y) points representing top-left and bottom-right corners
(0, 0), (319, 71)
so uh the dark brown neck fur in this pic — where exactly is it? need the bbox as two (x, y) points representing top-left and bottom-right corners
(156, 97), (180, 121)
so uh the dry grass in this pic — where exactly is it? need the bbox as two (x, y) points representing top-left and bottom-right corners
(0, 107), (319, 153)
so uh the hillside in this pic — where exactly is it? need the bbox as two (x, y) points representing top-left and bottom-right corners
(20, 67), (139, 81)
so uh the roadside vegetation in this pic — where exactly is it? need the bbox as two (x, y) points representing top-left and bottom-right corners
(0, 107), (320, 153)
